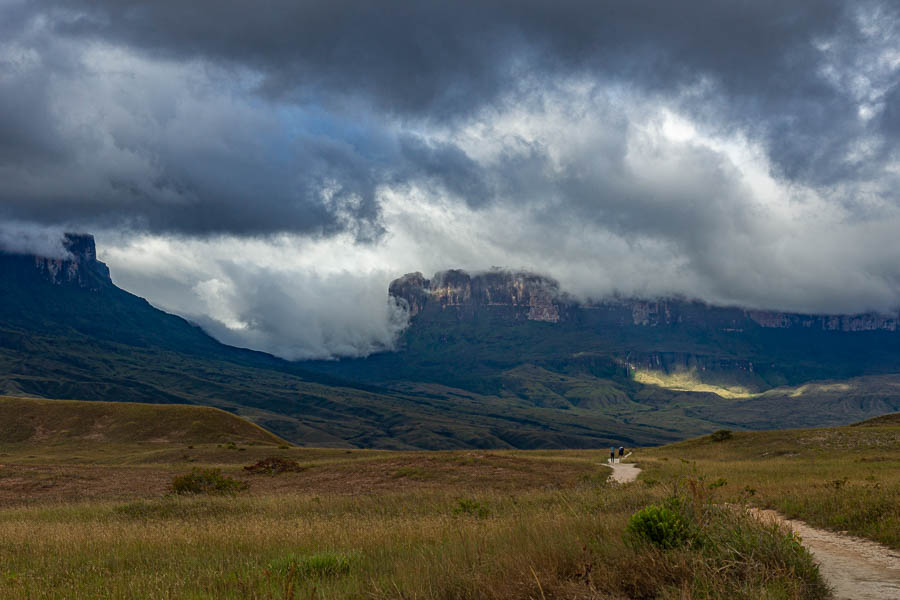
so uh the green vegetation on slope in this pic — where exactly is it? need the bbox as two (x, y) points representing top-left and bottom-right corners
(6, 248), (900, 449)
(853, 411), (900, 427)
(311, 308), (900, 434)
(0, 256), (739, 449)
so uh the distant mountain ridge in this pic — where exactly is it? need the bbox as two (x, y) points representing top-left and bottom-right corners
(390, 269), (900, 332)
(307, 267), (900, 434)
(3, 234), (707, 449)
(381, 269), (900, 390)
(5, 233), (900, 449)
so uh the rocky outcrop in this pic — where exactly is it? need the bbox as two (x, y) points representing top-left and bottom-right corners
(389, 269), (900, 333)
(3, 233), (112, 291)
(390, 269), (564, 322)
(747, 310), (898, 332)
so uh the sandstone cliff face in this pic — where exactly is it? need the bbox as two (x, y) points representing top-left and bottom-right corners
(389, 269), (900, 332)
(390, 269), (564, 322)
(747, 310), (898, 332)
(4, 233), (112, 291)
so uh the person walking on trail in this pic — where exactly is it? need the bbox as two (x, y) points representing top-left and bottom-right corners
(618, 446), (624, 458)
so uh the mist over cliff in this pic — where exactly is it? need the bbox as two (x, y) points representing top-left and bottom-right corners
(7, 224), (900, 361)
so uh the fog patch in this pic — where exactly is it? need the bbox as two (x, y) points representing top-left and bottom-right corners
(0, 222), (72, 259)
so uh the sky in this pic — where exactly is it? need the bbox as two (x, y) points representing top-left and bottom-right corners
(1, 1), (900, 359)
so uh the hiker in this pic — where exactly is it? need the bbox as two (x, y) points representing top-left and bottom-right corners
(610, 447), (615, 463)
(619, 446), (625, 457)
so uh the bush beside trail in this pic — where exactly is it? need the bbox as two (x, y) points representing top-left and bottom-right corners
(620, 477), (828, 599)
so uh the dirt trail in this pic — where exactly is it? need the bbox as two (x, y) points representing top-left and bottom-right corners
(603, 453), (639, 483)
(609, 459), (900, 599)
(752, 509), (900, 600)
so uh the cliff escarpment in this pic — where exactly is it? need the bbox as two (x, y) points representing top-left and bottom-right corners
(390, 270), (900, 333)
(390, 269), (566, 323)
(2, 233), (112, 291)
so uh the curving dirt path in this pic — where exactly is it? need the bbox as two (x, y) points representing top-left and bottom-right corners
(752, 509), (900, 600)
(606, 458), (900, 599)
(603, 454), (639, 483)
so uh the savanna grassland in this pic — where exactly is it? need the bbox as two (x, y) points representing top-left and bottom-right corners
(639, 414), (900, 550)
(0, 398), (843, 600)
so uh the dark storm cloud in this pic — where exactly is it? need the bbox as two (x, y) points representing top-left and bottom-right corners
(41, 0), (848, 114)
(396, 136), (493, 207)
(38, 0), (897, 185)
(2, 0), (897, 238)
(883, 82), (900, 134)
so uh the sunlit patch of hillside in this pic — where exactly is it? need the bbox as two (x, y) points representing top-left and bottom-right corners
(632, 368), (755, 399)
(788, 382), (853, 397)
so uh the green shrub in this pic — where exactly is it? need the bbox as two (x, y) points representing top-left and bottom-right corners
(710, 429), (733, 442)
(171, 468), (249, 495)
(268, 551), (355, 579)
(452, 498), (491, 518)
(707, 477), (728, 490)
(626, 504), (693, 549)
(243, 457), (306, 475)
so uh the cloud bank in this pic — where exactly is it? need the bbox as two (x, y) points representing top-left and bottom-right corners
(1, 1), (899, 357)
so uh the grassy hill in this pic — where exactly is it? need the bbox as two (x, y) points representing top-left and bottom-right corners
(852, 411), (900, 427)
(0, 395), (285, 446)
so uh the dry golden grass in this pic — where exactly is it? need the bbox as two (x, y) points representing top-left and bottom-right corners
(641, 420), (900, 549)
(0, 397), (850, 599)
(0, 438), (829, 600)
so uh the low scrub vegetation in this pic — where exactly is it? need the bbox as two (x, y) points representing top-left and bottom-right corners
(627, 503), (693, 549)
(710, 429), (733, 442)
(452, 497), (491, 519)
(171, 468), (249, 495)
(0, 468), (830, 599)
(643, 421), (900, 550)
(623, 479), (825, 598)
(243, 457), (306, 475)
(5, 417), (896, 599)
(268, 550), (356, 579)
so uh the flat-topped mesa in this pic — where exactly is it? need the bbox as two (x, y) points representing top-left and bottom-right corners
(607, 299), (899, 332)
(389, 269), (566, 322)
(745, 310), (898, 332)
(389, 269), (900, 332)
(1, 233), (112, 291)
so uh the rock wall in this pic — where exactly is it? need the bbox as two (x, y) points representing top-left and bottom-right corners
(5, 233), (111, 291)
(390, 269), (563, 322)
(747, 310), (898, 332)
(389, 269), (900, 332)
